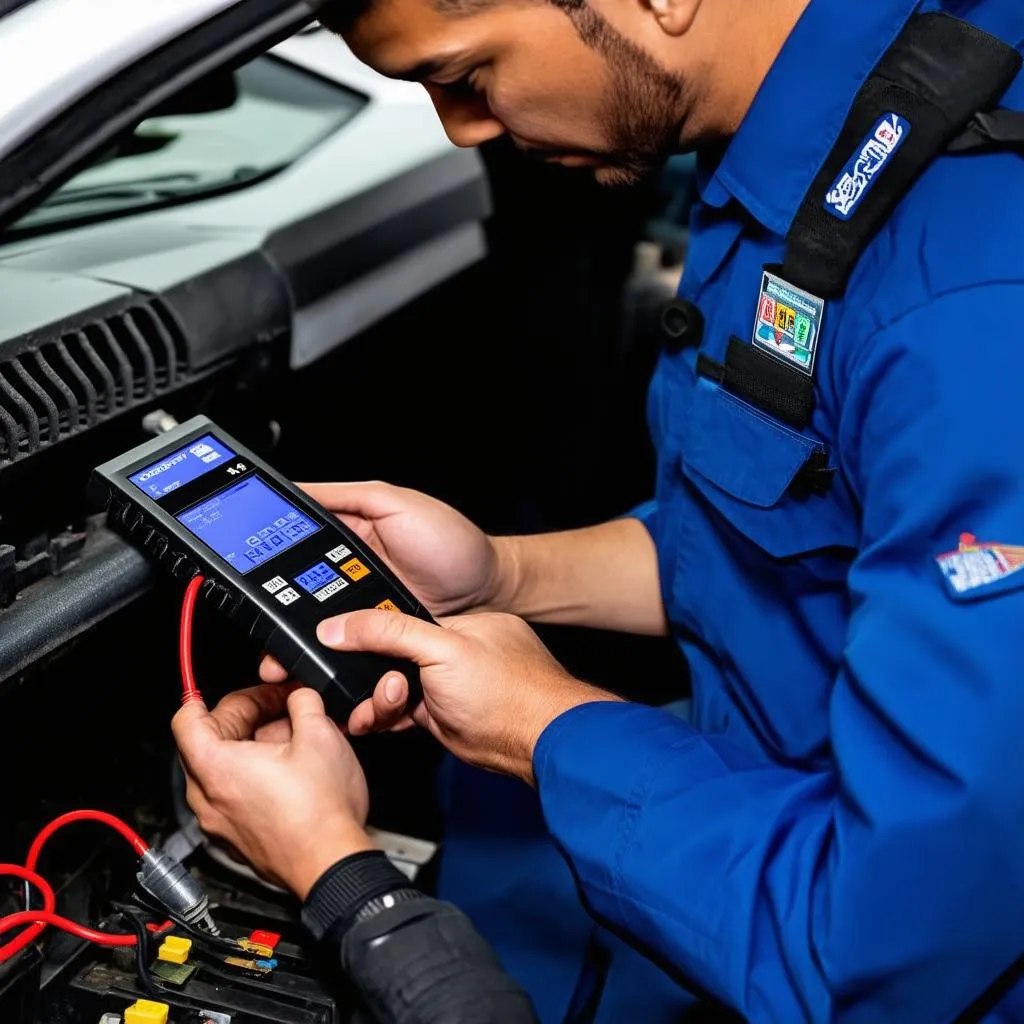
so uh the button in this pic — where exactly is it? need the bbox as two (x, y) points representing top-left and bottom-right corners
(660, 299), (704, 352)
(326, 543), (353, 564)
(313, 578), (349, 602)
(275, 587), (300, 606)
(376, 599), (399, 612)
(262, 576), (288, 594)
(171, 555), (198, 581)
(340, 557), (370, 582)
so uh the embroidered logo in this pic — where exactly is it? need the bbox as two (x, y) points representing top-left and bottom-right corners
(751, 271), (824, 376)
(824, 113), (911, 221)
(936, 533), (1024, 595)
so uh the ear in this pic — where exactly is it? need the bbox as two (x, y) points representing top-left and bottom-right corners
(647, 0), (700, 37)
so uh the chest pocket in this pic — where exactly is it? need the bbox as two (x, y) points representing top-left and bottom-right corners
(680, 377), (859, 559)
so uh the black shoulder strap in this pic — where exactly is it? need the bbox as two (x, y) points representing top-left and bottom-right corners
(784, 12), (1022, 299)
(698, 12), (1022, 440)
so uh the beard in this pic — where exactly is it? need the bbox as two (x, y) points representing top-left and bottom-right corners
(562, 2), (687, 187)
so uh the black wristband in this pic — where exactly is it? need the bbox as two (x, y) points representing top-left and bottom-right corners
(301, 850), (418, 942)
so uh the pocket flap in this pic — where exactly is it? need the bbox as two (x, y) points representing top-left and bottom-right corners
(679, 377), (859, 561)
(683, 379), (819, 507)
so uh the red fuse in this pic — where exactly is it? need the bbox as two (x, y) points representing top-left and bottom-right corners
(249, 929), (281, 951)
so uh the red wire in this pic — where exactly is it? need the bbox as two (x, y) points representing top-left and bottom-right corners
(0, 865), (55, 962)
(0, 910), (138, 948)
(0, 811), (153, 963)
(180, 574), (205, 705)
(26, 810), (149, 872)
(0, 579), (206, 965)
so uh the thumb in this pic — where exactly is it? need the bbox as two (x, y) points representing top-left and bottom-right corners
(171, 696), (213, 763)
(297, 481), (401, 517)
(318, 609), (452, 667)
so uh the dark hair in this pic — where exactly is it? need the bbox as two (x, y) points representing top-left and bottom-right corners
(318, 0), (585, 35)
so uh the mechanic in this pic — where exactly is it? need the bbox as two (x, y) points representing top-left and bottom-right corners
(214, 0), (1024, 1021)
(171, 686), (538, 1023)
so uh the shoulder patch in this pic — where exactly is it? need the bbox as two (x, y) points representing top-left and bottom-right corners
(936, 532), (1024, 600)
(825, 113), (911, 221)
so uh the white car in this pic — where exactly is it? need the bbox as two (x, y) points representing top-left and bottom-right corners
(0, 0), (489, 673)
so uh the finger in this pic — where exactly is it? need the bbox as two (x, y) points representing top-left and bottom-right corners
(318, 609), (452, 667)
(255, 717), (293, 743)
(371, 672), (410, 730)
(297, 481), (401, 517)
(208, 684), (294, 742)
(347, 698), (376, 737)
(259, 655), (289, 683)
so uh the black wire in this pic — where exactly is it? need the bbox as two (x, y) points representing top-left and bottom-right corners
(131, 891), (307, 968)
(124, 891), (239, 953)
(118, 910), (162, 996)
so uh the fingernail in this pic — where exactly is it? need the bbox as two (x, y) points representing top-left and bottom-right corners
(384, 675), (403, 703)
(317, 618), (345, 646)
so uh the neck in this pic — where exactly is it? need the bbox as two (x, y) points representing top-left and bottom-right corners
(679, 0), (811, 145)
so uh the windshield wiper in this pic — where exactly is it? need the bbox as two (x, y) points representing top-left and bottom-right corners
(39, 173), (203, 209)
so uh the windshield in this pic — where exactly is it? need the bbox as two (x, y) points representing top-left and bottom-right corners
(9, 54), (366, 236)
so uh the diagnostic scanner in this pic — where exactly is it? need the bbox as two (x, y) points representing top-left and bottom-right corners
(90, 415), (431, 720)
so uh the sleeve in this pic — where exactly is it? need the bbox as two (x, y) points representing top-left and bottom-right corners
(623, 497), (659, 533)
(303, 851), (538, 1024)
(534, 286), (1024, 1023)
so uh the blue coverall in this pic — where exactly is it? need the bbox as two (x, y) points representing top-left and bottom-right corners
(439, 1), (1024, 1020)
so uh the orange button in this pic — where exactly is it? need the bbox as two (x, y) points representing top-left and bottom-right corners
(340, 558), (370, 582)
(375, 599), (399, 612)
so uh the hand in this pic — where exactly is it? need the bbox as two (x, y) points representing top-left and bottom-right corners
(316, 610), (621, 784)
(172, 684), (375, 899)
(298, 482), (508, 616)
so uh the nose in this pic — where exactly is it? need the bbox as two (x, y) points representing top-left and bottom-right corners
(424, 85), (506, 148)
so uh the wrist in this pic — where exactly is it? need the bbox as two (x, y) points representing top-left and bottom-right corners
(509, 679), (623, 787)
(301, 849), (420, 943)
(480, 534), (524, 614)
(286, 822), (376, 901)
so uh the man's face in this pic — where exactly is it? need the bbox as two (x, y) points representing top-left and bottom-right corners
(344, 0), (686, 186)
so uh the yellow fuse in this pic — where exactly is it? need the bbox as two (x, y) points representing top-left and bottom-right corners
(156, 935), (193, 965)
(124, 999), (170, 1024)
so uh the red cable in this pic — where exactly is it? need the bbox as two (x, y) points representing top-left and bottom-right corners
(0, 910), (138, 948)
(0, 811), (153, 963)
(26, 810), (149, 872)
(0, 865), (55, 962)
(180, 574), (205, 705)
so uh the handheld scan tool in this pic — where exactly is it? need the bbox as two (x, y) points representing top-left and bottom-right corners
(91, 416), (430, 719)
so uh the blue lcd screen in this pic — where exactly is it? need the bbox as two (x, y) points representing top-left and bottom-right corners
(129, 434), (235, 498)
(176, 477), (321, 573)
(295, 561), (340, 594)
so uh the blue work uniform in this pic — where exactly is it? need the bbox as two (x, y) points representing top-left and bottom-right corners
(441, 1), (1024, 1021)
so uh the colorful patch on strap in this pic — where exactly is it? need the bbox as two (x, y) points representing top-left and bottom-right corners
(936, 532), (1024, 598)
(751, 270), (824, 377)
(824, 113), (911, 221)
